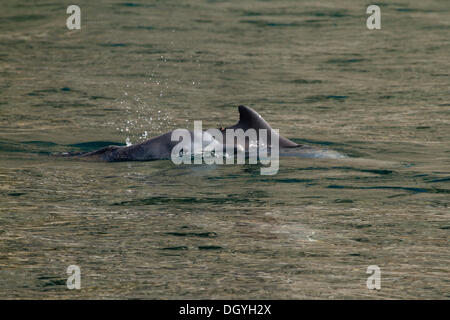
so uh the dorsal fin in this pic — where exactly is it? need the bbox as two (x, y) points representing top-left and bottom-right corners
(227, 105), (299, 147)
(234, 105), (272, 131)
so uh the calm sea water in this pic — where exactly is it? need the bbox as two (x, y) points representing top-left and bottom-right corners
(0, 0), (449, 299)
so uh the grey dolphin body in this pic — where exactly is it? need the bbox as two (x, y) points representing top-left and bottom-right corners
(69, 105), (340, 161)
(72, 131), (181, 161)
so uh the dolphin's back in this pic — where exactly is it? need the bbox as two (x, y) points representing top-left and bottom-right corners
(70, 132), (176, 161)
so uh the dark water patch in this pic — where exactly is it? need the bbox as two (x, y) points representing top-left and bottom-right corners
(321, 166), (393, 176)
(164, 58), (191, 63)
(213, 60), (231, 66)
(320, 166), (394, 175)
(328, 185), (450, 194)
(327, 185), (427, 193)
(416, 126), (430, 130)
(290, 79), (322, 84)
(387, 193), (408, 199)
(43, 280), (66, 287)
(305, 95), (348, 103)
(242, 165), (265, 176)
(327, 58), (365, 64)
(39, 277), (66, 287)
(240, 20), (315, 28)
(207, 174), (241, 180)
(134, 26), (154, 30)
(99, 43), (128, 47)
(301, 196), (325, 199)
(439, 226), (450, 230)
(160, 246), (188, 251)
(165, 232), (217, 238)
(348, 223), (372, 229)
(334, 199), (354, 203)
(338, 68), (369, 73)
(112, 196), (262, 206)
(119, 2), (143, 7)
(8, 192), (26, 197)
(68, 141), (125, 152)
(295, 166), (331, 171)
(123, 25), (155, 31)
(237, 9), (349, 18)
(242, 190), (270, 198)
(395, 8), (434, 13)
(296, 251), (329, 258)
(37, 276), (57, 280)
(250, 177), (314, 184)
(61, 87), (71, 92)
(352, 238), (370, 243)
(241, 11), (263, 17)
(304, 19), (323, 24)
(423, 187), (450, 194)
(90, 95), (115, 100)
(273, 178), (314, 183)
(315, 106), (332, 110)
(309, 11), (349, 18)
(117, 2), (155, 8)
(360, 169), (393, 175)
(198, 246), (222, 250)
(427, 177), (450, 183)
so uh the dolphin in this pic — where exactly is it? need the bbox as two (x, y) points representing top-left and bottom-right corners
(64, 105), (343, 161)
